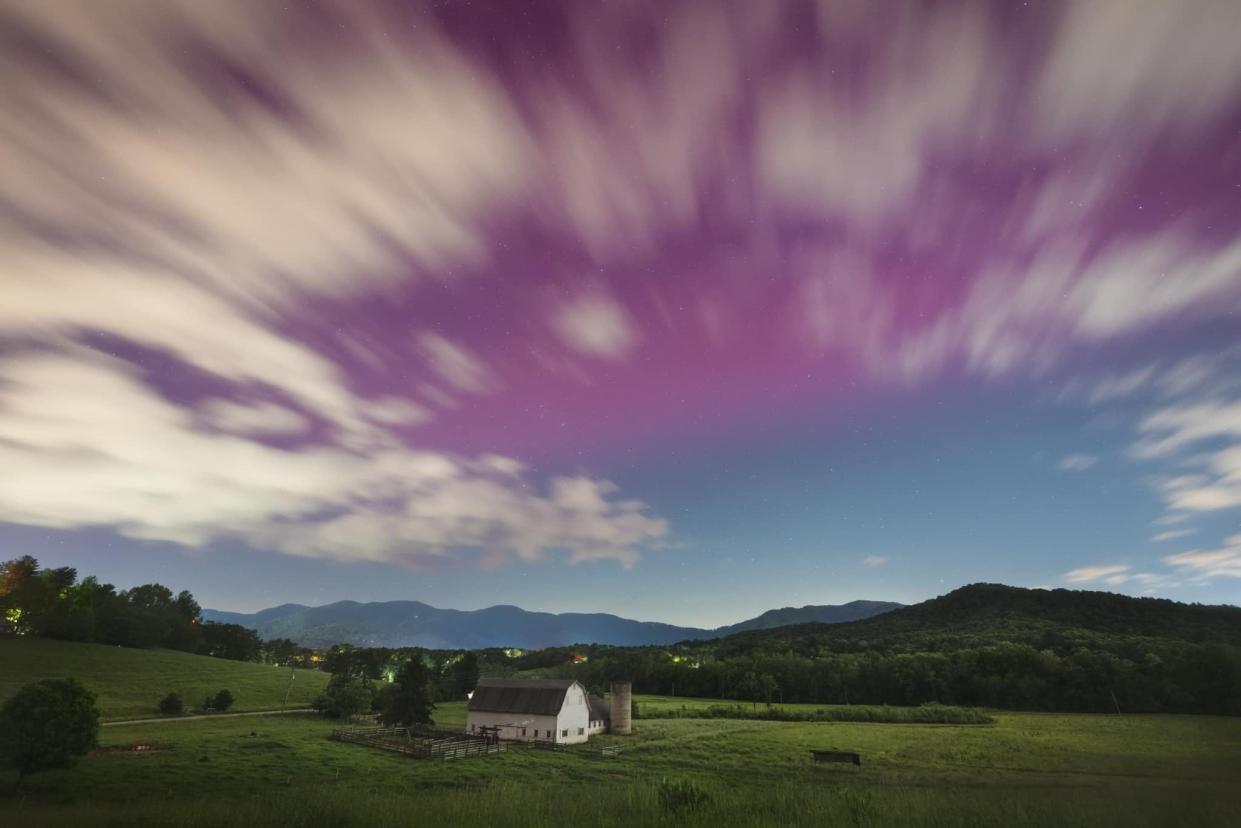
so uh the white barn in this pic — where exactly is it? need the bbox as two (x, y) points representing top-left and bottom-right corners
(466, 679), (608, 744)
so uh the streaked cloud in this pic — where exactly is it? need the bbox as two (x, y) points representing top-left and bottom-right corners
(1058, 454), (1098, 472)
(1, 0), (1239, 600)
(419, 333), (498, 395)
(0, 351), (666, 567)
(862, 555), (889, 569)
(551, 293), (640, 361)
(1164, 535), (1241, 581)
(1064, 565), (1131, 584)
(200, 400), (310, 436)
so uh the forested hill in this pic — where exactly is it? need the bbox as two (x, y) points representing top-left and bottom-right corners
(706, 583), (1241, 656)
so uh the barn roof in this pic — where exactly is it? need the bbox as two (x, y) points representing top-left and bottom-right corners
(587, 694), (610, 723)
(468, 679), (577, 716)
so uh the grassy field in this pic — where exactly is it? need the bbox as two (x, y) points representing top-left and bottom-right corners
(634, 694), (994, 723)
(2, 696), (1238, 826)
(0, 639), (330, 720)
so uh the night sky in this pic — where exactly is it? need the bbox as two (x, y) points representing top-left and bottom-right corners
(2, 0), (1239, 625)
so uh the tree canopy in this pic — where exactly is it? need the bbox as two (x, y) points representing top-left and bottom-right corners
(0, 678), (100, 787)
(378, 659), (435, 727)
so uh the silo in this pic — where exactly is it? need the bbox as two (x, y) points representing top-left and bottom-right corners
(609, 681), (632, 735)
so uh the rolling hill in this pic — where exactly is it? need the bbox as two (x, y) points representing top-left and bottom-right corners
(0, 638), (330, 720)
(706, 583), (1241, 656)
(709, 600), (903, 636)
(203, 598), (902, 649)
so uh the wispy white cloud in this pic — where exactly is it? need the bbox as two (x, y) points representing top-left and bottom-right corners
(1133, 399), (1241, 514)
(1032, 0), (1241, 142)
(1, 1), (531, 308)
(1064, 564), (1130, 583)
(861, 555), (889, 569)
(759, 2), (995, 227)
(1151, 529), (1194, 543)
(1058, 454), (1098, 472)
(551, 292), (640, 361)
(1164, 534), (1241, 581)
(419, 333), (498, 395)
(0, 351), (667, 567)
(199, 400), (310, 436)
(1063, 565), (1175, 588)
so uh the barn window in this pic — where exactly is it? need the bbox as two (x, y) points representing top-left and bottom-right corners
(521, 728), (526, 736)
(578, 728), (584, 736)
(562, 729), (568, 737)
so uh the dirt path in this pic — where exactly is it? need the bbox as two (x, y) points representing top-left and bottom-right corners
(102, 708), (315, 726)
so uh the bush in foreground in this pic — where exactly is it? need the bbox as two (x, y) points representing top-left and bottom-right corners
(158, 692), (184, 715)
(212, 689), (234, 712)
(200, 689), (234, 713)
(0, 678), (99, 788)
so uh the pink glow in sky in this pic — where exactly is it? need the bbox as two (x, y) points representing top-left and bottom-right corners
(1, 1), (1240, 616)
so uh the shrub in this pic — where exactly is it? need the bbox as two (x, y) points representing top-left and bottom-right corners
(313, 675), (372, 719)
(212, 689), (234, 712)
(0, 678), (100, 788)
(658, 778), (710, 815)
(158, 692), (184, 715)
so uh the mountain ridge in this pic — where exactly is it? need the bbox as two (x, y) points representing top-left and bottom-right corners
(202, 597), (903, 649)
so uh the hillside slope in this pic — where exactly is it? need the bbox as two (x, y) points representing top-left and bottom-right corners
(711, 600), (904, 636)
(204, 598), (901, 649)
(708, 583), (1241, 656)
(0, 638), (330, 720)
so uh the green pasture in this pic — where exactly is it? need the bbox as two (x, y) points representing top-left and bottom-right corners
(2, 696), (1238, 826)
(0, 639), (329, 720)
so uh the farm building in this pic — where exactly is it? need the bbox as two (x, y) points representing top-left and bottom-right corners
(466, 678), (612, 744)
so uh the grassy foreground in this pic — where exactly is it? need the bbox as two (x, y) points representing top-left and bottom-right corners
(0, 639), (329, 720)
(2, 698), (1238, 826)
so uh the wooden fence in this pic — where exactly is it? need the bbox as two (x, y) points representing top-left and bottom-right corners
(330, 726), (503, 761)
(526, 739), (622, 759)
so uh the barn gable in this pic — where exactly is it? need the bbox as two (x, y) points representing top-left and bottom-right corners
(468, 679), (576, 716)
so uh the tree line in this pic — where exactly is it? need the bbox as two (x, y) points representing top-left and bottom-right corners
(0, 556), (306, 666)
(516, 636), (1241, 715)
(310, 646), (459, 727)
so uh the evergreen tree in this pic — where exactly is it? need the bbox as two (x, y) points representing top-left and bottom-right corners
(379, 659), (435, 727)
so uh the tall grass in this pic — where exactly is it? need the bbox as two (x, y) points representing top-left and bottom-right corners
(2, 777), (1232, 827)
(637, 702), (995, 725)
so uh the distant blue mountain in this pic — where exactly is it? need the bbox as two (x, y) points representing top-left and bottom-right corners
(202, 598), (901, 649)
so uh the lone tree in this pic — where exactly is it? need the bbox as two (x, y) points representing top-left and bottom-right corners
(378, 659), (435, 727)
(0, 678), (99, 788)
(313, 675), (372, 719)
